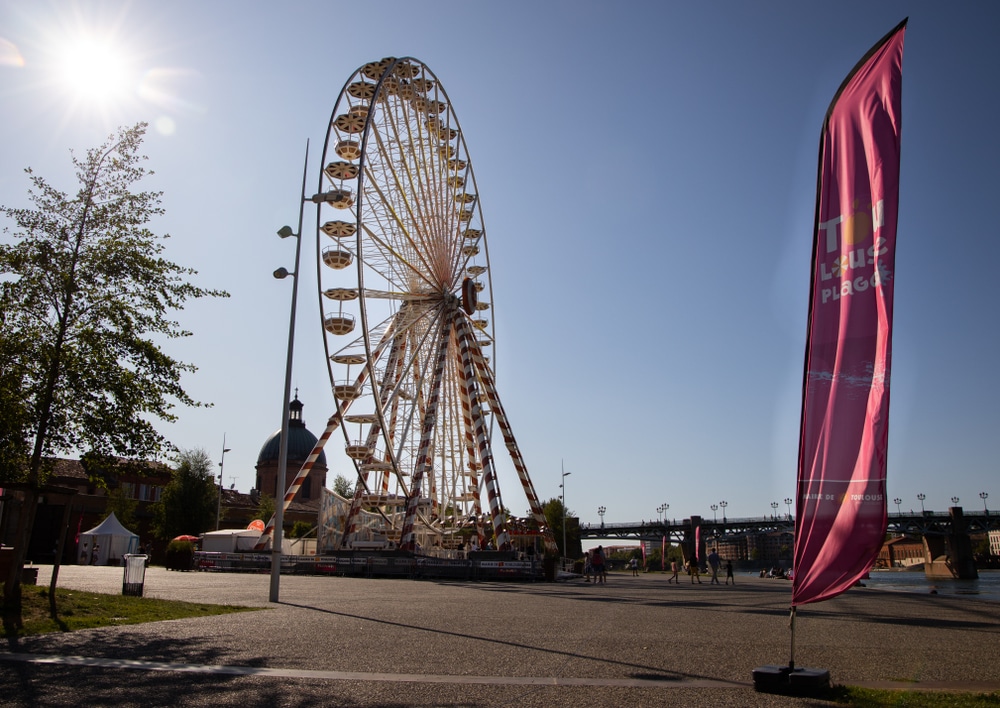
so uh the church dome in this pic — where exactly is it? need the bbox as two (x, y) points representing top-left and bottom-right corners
(256, 396), (328, 467)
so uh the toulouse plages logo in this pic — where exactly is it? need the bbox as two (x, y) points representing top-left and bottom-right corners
(817, 198), (891, 306)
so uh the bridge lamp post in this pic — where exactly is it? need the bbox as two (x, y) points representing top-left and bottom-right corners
(784, 497), (792, 520)
(981, 492), (989, 515)
(710, 504), (718, 524)
(951, 496), (960, 506)
(598, 505), (606, 529)
(893, 498), (902, 515)
(719, 500), (727, 523)
(657, 503), (668, 524)
(917, 493), (926, 514)
(770, 501), (778, 519)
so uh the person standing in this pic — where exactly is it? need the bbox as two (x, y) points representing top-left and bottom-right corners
(708, 548), (721, 585)
(584, 551), (592, 582)
(592, 546), (606, 584)
(725, 559), (735, 585)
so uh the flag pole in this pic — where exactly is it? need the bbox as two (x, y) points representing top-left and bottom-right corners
(789, 606), (797, 671)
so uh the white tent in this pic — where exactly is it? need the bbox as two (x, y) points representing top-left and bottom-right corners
(201, 529), (261, 553)
(78, 512), (139, 566)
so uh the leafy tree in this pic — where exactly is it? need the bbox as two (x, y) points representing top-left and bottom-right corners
(254, 492), (276, 524)
(151, 449), (219, 540)
(288, 521), (313, 539)
(104, 487), (138, 530)
(0, 123), (226, 616)
(542, 497), (575, 557)
(332, 474), (354, 498)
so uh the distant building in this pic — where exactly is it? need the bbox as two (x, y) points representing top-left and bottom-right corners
(715, 535), (748, 562)
(0, 458), (171, 564)
(747, 530), (794, 563)
(876, 536), (924, 568)
(255, 395), (328, 503)
(0, 395), (331, 565)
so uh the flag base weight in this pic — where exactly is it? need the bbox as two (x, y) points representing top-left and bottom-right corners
(752, 665), (830, 695)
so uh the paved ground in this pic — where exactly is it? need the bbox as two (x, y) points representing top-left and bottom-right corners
(1, 565), (999, 706)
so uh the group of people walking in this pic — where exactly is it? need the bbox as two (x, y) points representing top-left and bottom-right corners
(583, 546), (736, 585)
(666, 547), (735, 585)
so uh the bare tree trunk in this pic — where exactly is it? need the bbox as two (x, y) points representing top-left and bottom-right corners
(49, 499), (75, 617)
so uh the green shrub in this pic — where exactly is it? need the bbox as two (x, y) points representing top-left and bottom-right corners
(164, 540), (194, 571)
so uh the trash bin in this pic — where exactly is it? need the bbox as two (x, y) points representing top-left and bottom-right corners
(122, 554), (148, 596)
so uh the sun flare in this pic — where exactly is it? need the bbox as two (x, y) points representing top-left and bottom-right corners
(53, 34), (132, 104)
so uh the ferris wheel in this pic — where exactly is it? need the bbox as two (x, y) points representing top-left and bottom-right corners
(305, 57), (554, 555)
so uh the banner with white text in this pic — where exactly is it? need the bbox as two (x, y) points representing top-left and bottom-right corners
(792, 19), (906, 607)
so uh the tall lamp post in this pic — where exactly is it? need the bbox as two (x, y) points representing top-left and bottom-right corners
(657, 503), (668, 524)
(560, 462), (571, 559)
(770, 501), (778, 519)
(981, 492), (989, 515)
(917, 493), (926, 514)
(893, 497), (902, 515)
(719, 500), (727, 522)
(216, 435), (231, 530)
(710, 504), (718, 524)
(269, 141), (310, 604)
(951, 496), (960, 506)
(598, 505), (606, 528)
(784, 497), (792, 520)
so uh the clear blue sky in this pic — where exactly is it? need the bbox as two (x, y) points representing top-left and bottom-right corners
(2, 1), (997, 526)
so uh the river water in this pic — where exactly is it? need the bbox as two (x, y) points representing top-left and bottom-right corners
(863, 569), (1000, 602)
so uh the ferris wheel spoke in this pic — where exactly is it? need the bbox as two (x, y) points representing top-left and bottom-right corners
(365, 124), (459, 287)
(359, 214), (436, 292)
(376, 89), (450, 263)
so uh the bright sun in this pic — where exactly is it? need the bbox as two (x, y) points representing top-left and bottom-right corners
(53, 35), (132, 104)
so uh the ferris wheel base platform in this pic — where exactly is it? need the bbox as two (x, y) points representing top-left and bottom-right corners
(193, 550), (548, 582)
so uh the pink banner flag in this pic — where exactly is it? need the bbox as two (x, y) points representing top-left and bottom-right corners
(792, 20), (906, 607)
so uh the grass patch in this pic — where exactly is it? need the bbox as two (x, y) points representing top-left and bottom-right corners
(828, 685), (1000, 707)
(3, 585), (260, 638)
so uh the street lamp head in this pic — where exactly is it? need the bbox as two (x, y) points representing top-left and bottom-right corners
(273, 267), (293, 280)
(277, 225), (295, 239)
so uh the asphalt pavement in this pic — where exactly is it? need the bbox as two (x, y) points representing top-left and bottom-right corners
(1, 564), (998, 706)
